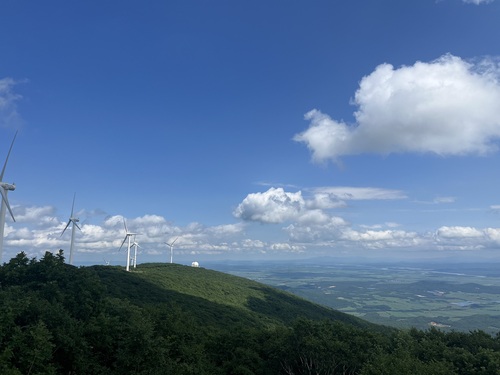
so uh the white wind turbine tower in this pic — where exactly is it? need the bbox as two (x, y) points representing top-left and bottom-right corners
(0, 131), (17, 263)
(119, 219), (136, 272)
(165, 237), (178, 264)
(60, 193), (81, 265)
(131, 235), (141, 268)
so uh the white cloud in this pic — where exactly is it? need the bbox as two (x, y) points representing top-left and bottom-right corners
(241, 239), (266, 248)
(103, 215), (126, 228)
(463, 0), (494, 4)
(433, 197), (456, 204)
(436, 226), (483, 238)
(233, 187), (306, 223)
(130, 214), (168, 226)
(13, 205), (60, 227)
(233, 188), (499, 252)
(284, 221), (424, 250)
(207, 223), (245, 236)
(234, 187), (420, 248)
(296, 209), (331, 225)
(360, 222), (401, 229)
(269, 242), (305, 252)
(2, 207), (253, 260)
(306, 192), (346, 210)
(284, 216), (348, 243)
(234, 186), (405, 226)
(312, 186), (406, 200)
(295, 54), (500, 162)
(434, 225), (500, 251)
(483, 228), (500, 242)
(342, 229), (418, 243)
(0, 77), (22, 128)
(5, 200), (500, 262)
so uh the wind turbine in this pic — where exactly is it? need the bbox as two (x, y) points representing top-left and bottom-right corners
(119, 219), (136, 272)
(165, 237), (178, 264)
(131, 235), (141, 268)
(60, 193), (81, 265)
(0, 131), (17, 262)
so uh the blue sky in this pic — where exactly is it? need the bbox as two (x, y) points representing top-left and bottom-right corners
(2, 0), (500, 265)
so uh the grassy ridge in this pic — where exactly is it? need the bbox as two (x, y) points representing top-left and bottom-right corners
(91, 263), (386, 331)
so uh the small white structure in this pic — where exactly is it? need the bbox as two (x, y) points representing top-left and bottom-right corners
(191, 261), (199, 268)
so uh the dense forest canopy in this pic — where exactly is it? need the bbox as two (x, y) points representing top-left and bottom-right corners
(0, 251), (499, 374)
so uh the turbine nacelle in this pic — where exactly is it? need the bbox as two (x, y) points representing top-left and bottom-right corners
(0, 182), (15, 191)
(61, 193), (82, 238)
(61, 219), (82, 236)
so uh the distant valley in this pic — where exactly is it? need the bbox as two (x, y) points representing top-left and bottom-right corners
(207, 259), (500, 334)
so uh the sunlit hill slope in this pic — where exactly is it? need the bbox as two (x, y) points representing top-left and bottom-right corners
(92, 262), (382, 331)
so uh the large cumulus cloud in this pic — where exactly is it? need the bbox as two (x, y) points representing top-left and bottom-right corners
(233, 188), (306, 224)
(294, 54), (500, 162)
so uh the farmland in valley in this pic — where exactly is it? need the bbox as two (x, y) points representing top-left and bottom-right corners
(208, 259), (500, 333)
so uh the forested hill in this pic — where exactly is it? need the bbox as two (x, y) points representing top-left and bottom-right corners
(1, 251), (500, 374)
(90, 261), (382, 331)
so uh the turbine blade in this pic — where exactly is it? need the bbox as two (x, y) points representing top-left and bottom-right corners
(61, 219), (71, 236)
(0, 130), (17, 182)
(172, 237), (178, 245)
(0, 186), (15, 222)
(74, 221), (82, 232)
(70, 193), (76, 216)
(123, 218), (128, 233)
(119, 235), (128, 251)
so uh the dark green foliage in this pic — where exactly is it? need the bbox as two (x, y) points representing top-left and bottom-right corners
(1, 253), (499, 374)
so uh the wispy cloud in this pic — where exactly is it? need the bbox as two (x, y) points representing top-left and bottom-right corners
(433, 196), (456, 204)
(414, 196), (457, 205)
(312, 187), (407, 201)
(295, 54), (500, 162)
(462, 0), (494, 4)
(0, 77), (22, 128)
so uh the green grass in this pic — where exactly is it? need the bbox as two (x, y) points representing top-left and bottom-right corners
(91, 263), (388, 332)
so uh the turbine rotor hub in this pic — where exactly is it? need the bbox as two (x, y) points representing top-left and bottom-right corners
(0, 182), (15, 191)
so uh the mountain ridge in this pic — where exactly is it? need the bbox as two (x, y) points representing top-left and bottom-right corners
(90, 262), (387, 332)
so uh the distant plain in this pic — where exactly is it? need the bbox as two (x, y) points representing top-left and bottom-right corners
(207, 259), (500, 334)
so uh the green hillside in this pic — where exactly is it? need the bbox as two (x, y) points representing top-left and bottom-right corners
(91, 262), (383, 331)
(1, 251), (499, 374)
